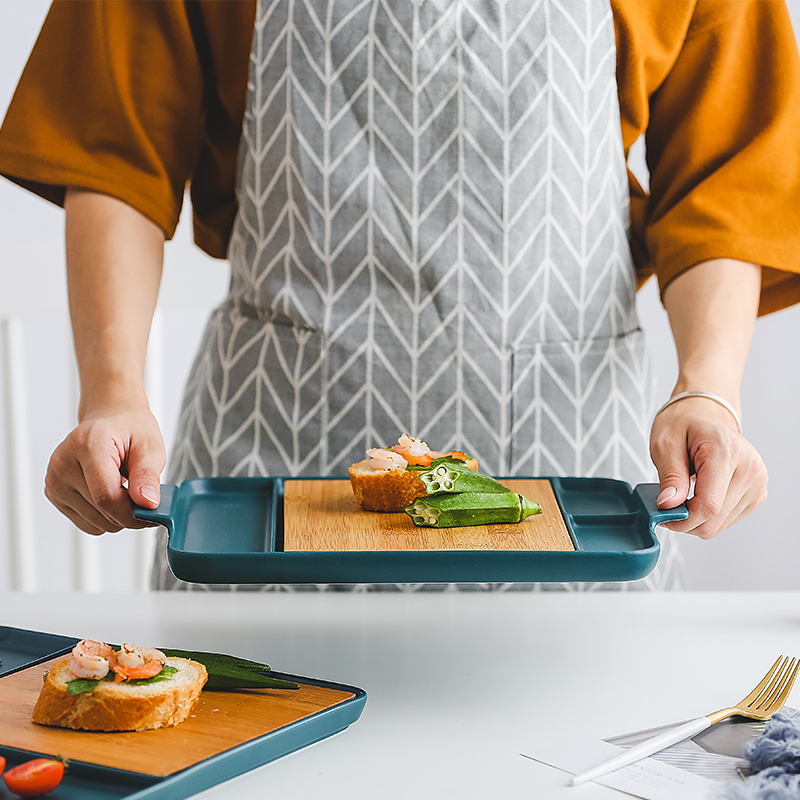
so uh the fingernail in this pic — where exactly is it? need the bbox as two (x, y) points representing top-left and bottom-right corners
(140, 485), (159, 506)
(657, 486), (677, 506)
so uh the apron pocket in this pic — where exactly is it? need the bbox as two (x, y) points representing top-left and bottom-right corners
(510, 328), (656, 485)
(171, 307), (325, 478)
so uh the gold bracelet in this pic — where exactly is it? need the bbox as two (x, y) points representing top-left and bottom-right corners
(655, 391), (742, 433)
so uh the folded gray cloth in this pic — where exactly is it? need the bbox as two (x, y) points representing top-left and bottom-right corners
(727, 713), (800, 799)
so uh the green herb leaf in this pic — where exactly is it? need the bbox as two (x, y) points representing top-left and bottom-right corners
(66, 677), (102, 696)
(65, 664), (179, 695)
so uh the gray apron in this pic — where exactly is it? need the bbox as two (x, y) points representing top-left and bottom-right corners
(153, 0), (681, 591)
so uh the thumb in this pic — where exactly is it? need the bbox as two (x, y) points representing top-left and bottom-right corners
(126, 451), (163, 509)
(652, 441), (693, 510)
(128, 473), (161, 508)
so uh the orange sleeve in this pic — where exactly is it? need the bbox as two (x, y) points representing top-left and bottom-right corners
(0, 1), (207, 243)
(615, 0), (800, 316)
(182, 1), (255, 258)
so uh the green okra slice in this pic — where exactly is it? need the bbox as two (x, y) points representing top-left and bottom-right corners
(417, 462), (509, 495)
(404, 491), (542, 528)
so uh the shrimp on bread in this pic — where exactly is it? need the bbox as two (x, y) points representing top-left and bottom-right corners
(68, 639), (114, 679)
(32, 639), (207, 732)
(112, 643), (168, 681)
(348, 434), (478, 512)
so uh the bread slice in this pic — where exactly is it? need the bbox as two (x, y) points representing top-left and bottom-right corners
(348, 459), (426, 512)
(32, 657), (208, 732)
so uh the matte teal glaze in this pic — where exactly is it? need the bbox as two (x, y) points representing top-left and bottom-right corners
(133, 477), (688, 584)
(0, 627), (367, 800)
(0, 625), (78, 675)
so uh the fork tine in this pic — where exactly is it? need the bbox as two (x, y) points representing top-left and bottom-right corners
(761, 658), (800, 714)
(750, 656), (791, 710)
(750, 657), (795, 712)
(763, 657), (799, 711)
(740, 656), (785, 707)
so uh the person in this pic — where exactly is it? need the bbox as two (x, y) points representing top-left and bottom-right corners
(0, 0), (797, 591)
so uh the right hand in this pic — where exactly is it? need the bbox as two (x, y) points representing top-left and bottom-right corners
(44, 402), (166, 535)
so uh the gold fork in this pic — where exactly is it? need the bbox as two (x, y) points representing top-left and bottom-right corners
(571, 655), (799, 787)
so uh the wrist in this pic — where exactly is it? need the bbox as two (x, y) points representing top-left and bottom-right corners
(662, 258), (758, 422)
(74, 335), (150, 421)
(671, 376), (741, 416)
(657, 390), (742, 433)
(77, 381), (150, 422)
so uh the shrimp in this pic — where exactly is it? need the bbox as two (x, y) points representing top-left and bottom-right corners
(67, 639), (114, 679)
(390, 434), (433, 466)
(366, 448), (408, 471)
(111, 643), (167, 681)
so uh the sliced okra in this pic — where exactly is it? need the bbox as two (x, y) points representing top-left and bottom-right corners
(404, 491), (542, 528)
(418, 462), (508, 495)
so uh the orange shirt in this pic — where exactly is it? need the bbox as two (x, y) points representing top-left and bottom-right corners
(1, 0), (799, 315)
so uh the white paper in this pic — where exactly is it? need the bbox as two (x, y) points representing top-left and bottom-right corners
(524, 737), (720, 800)
(521, 712), (782, 800)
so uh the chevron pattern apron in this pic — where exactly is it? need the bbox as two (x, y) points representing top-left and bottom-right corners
(153, 0), (681, 591)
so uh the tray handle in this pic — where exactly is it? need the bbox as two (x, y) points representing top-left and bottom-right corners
(634, 483), (689, 526)
(132, 483), (178, 529)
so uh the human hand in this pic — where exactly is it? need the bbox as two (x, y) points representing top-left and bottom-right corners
(649, 396), (768, 539)
(44, 402), (166, 535)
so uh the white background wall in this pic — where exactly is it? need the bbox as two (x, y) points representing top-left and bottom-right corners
(1, 0), (798, 591)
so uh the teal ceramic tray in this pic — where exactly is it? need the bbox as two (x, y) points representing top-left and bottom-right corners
(133, 477), (687, 584)
(0, 626), (366, 800)
(0, 625), (78, 674)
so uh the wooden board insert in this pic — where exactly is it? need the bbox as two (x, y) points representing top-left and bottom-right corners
(283, 478), (574, 552)
(0, 658), (354, 777)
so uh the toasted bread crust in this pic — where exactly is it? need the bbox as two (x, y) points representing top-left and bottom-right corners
(32, 657), (207, 732)
(349, 455), (480, 512)
(348, 460), (426, 512)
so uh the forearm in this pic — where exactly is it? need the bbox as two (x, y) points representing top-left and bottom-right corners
(45, 189), (167, 531)
(653, 258), (767, 537)
(661, 258), (761, 417)
(64, 189), (165, 418)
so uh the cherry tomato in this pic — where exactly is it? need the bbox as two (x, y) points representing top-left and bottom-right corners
(4, 758), (65, 797)
(0, 755), (5, 775)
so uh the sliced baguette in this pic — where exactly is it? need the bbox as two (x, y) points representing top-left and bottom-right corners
(348, 453), (481, 513)
(348, 459), (426, 512)
(32, 657), (208, 732)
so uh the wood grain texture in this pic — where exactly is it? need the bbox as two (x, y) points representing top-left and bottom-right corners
(0, 658), (354, 776)
(283, 479), (574, 552)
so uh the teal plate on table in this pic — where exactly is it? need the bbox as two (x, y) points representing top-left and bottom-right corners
(133, 477), (687, 584)
(0, 626), (366, 800)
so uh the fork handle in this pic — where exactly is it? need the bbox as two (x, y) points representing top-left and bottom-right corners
(570, 716), (712, 786)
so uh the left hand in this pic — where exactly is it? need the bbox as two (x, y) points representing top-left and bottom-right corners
(649, 395), (768, 539)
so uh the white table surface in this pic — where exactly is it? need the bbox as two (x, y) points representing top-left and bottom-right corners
(3, 590), (799, 798)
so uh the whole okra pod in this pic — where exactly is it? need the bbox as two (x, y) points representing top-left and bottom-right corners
(159, 649), (299, 690)
(404, 491), (542, 528)
(417, 462), (509, 495)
